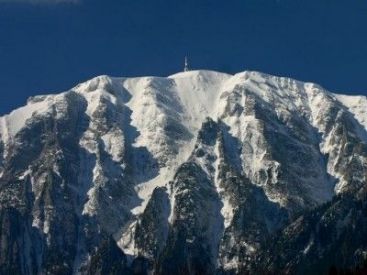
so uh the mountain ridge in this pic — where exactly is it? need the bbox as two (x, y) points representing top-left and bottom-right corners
(0, 70), (366, 274)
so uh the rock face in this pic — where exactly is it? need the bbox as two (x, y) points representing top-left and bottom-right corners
(0, 70), (366, 274)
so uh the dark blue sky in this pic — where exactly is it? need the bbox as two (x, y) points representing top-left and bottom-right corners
(0, 0), (366, 115)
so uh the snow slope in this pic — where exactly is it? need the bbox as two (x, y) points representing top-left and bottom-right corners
(1, 70), (366, 210)
(0, 70), (366, 270)
(335, 94), (367, 130)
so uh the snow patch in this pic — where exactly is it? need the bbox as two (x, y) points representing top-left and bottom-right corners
(303, 235), (314, 255)
(101, 129), (125, 163)
(117, 221), (137, 258)
(169, 70), (231, 129)
(214, 142), (234, 229)
(3, 97), (53, 138)
(335, 94), (367, 130)
(131, 167), (173, 215)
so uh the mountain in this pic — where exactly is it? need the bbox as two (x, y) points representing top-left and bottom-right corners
(0, 70), (366, 274)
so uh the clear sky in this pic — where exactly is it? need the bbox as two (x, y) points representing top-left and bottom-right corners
(0, 0), (366, 115)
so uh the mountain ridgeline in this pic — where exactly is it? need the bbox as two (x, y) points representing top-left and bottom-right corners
(0, 70), (366, 274)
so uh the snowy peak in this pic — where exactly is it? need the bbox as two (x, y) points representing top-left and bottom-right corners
(1, 70), (367, 200)
(3, 69), (364, 144)
(0, 69), (367, 274)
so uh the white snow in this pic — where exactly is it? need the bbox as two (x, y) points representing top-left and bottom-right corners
(3, 97), (53, 139)
(213, 142), (234, 229)
(303, 235), (314, 255)
(18, 168), (31, 180)
(78, 91), (105, 217)
(0, 117), (8, 145)
(304, 84), (367, 194)
(121, 71), (232, 218)
(101, 129), (125, 163)
(335, 94), (367, 130)
(167, 182), (177, 224)
(222, 255), (240, 271)
(1, 69), (366, 266)
(169, 70), (231, 129)
(131, 167), (173, 216)
(117, 220), (137, 258)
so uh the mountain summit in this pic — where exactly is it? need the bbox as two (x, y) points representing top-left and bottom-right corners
(0, 70), (366, 274)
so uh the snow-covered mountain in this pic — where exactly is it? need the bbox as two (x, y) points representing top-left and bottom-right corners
(0, 70), (366, 274)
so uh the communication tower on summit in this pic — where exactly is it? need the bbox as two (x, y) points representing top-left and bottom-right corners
(184, 56), (189, 72)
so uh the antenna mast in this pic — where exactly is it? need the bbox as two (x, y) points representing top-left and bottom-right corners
(184, 56), (189, 72)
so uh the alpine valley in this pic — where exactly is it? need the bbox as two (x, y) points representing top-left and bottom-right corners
(0, 70), (366, 275)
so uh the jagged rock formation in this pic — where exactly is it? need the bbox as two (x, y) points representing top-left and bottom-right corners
(0, 70), (366, 274)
